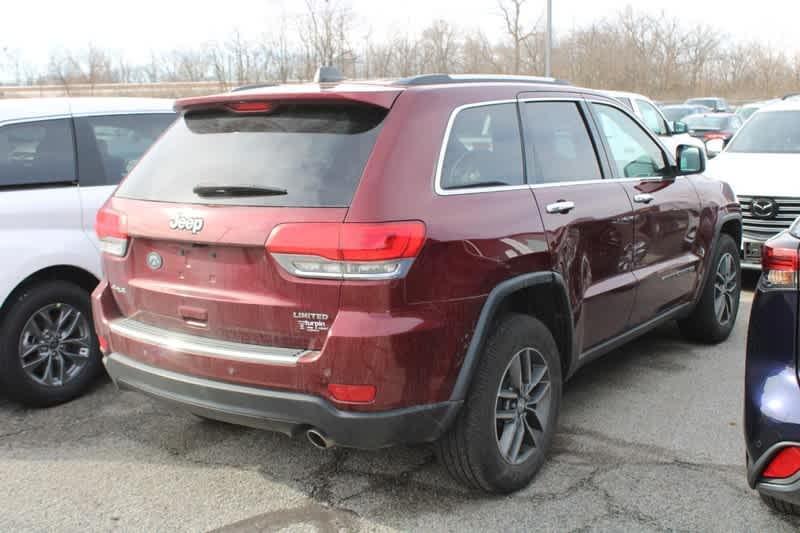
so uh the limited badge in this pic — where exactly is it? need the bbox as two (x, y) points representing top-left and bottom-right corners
(147, 252), (163, 271)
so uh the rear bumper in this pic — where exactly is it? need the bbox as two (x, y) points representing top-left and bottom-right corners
(757, 474), (800, 506)
(104, 352), (461, 449)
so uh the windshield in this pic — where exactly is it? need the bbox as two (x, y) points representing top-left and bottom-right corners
(115, 103), (388, 207)
(727, 110), (800, 153)
(662, 107), (692, 122)
(684, 115), (729, 130)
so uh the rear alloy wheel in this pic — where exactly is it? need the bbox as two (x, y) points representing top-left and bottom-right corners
(0, 281), (102, 407)
(495, 347), (552, 465)
(678, 234), (741, 344)
(436, 313), (562, 493)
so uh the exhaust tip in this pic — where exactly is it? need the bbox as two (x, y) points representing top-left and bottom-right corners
(306, 429), (334, 449)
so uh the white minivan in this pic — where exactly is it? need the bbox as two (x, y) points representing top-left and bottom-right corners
(0, 98), (174, 406)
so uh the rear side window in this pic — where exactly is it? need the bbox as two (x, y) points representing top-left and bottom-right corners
(75, 113), (175, 186)
(0, 119), (76, 188)
(521, 101), (602, 184)
(116, 103), (387, 207)
(439, 103), (524, 190)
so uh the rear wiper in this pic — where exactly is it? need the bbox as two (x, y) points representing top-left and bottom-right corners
(193, 185), (288, 198)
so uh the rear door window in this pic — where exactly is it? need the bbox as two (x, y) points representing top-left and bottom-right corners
(521, 101), (602, 184)
(439, 103), (524, 190)
(0, 119), (76, 188)
(75, 113), (175, 186)
(116, 103), (387, 207)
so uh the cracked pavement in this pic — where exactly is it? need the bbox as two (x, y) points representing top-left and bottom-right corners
(2, 274), (800, 532)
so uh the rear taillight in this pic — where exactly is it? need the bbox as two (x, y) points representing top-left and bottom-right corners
(95, 207), (129, 257)
(266, 221), (426, 280)
(703, 132), (728, 141)
(761, 241), (799, 289)
(763, 446), (800, 479)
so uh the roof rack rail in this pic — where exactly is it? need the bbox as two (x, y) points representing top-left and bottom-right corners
(394, 74), (571, 87)
(782, 92), (800, 100)
(230, 83), (279, 93)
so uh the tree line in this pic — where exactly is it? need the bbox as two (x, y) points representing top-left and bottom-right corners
(2, 1), (799, 100)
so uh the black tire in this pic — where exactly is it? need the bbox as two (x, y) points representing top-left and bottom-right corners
(0, 281), (102, 407)
(760, 493), (800, 516)
(678, 233), (741, 344)
(436, 313), (563, 493)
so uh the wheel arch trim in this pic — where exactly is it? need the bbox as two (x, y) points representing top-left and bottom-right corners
(448, 271), (575, 402)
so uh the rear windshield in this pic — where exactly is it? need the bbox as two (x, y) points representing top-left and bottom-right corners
(115, 103), (388, 207)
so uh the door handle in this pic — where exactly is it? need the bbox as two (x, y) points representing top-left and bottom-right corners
(633, 193), (655, 204)
(545, 200), (575, 214)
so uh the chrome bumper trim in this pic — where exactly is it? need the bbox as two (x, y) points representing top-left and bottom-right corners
(109, 318), (315, 365)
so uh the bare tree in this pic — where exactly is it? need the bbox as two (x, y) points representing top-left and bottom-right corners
(497, 0), (539, 74)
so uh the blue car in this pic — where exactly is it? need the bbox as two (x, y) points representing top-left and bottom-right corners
(745, 220), (800, 514)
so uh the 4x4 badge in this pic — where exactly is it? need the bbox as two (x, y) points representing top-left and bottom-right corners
(169, 214), (205, 234)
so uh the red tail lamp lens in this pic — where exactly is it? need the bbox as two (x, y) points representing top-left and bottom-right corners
(265, 221), (426, 280)
(763, 447), (800, 479)
(762, 242), (799, 288)
(327, 384), (377, 403)
(95, 207), (127, 240)
(95, 207), (129, 257)
(762, 243), (799, 272)
(98, 335), (109, 354)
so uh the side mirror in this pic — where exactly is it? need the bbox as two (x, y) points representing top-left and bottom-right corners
(675, 145), (705, 175)
(672, 121), (688, 134)
(705, 138), (725, 158)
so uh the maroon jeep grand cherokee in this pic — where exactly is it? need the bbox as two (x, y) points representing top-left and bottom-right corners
(92, 74), (742, 492)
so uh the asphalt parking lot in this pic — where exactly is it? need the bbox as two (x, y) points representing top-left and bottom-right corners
(2, 273), (800, 532)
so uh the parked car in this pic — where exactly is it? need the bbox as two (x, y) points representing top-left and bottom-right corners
(661, 104), (713, 123)
(736, 100), (778, 122)
(683, 112), (743, 157)
(92, 73), (741, 493)
(706, 99), (800, 270)
(0, 97), (175, 406)
(685, 97), (731, 113)
(603, 91), (706, 154)
(745, 220), (800, 515)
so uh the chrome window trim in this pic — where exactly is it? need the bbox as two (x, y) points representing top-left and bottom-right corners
(109, 318), (315, 365)
(432, 94), (676, 196)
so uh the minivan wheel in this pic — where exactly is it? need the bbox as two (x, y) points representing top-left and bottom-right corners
(678, 234), (741, 344)
(0, 281), (102, 407)
(436, 313), (562, 493)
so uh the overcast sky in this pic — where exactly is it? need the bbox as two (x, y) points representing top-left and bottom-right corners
(3, 0), (800, 69)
